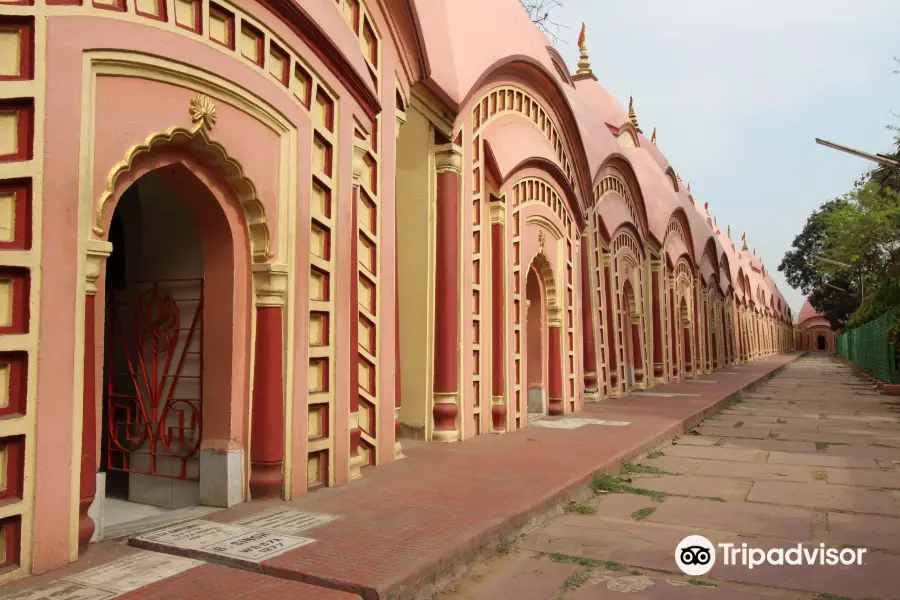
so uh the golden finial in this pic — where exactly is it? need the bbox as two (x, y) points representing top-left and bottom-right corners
(727, 225), (731, 239)
(538, 229), (546, 254)
(687, 182), (691, 193)
(628, 96), (639, 129)
(741, 232), (748, 251)
(650, 127), (657, 145)
(714, 216), (718, 230)
(576, 24), (593, 77)
(704, 201), (709, 214)
(189, 94), (217, 133)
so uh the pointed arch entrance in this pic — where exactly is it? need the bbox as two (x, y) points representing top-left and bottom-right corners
(79, 111), (285, 546)
(621, 280), (641, 390)
(523, 252), (563, 420)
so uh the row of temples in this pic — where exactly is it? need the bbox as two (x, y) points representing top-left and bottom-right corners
(0, 0), (795, 580)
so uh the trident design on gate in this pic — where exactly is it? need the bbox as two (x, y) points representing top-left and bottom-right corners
(105, 280), (203, 480)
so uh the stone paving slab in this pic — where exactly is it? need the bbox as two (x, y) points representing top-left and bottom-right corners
(721, 439), (819, 453)
(767, 451), (880, 470)
(694, 426), (771, 440)
(630, 475), (751, 501)
(664, 445), (766, 463)
(746, 481), (897, 515)
(591, 493), (659, 519)
(641, 456), (700, 475)
(462, 553), (577, 600)
(712, 543), (900, 600)
(824, 467), (900, 488)
(776, 431), (875, 445)
(517, 517), (711, 574)
(825, 444), (900, 460)
(827, 511), (900, 552)
(568, 573), (800, 599)
(693, 460), (815, 483)
(671, 436), (720, 447)
(647, 497), (812, 540)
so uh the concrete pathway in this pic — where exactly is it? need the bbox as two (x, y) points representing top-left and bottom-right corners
(0, 354), (799, 600)
(438, 353), (900, 600)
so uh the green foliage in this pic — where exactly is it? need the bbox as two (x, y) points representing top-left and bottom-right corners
(846, 279), (900, 329)
(631, 506), (657, 521)
(564, 501), (595, 515)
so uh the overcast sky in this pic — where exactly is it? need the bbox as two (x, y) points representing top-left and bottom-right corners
(550, 0), (899, 316)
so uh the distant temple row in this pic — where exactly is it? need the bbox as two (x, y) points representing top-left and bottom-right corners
(0, 0), (794, 580)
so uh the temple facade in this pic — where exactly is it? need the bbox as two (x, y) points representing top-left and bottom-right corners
(0, 0), (794, 580)
(795, 299), (837, 351)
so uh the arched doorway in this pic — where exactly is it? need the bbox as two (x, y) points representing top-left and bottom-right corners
(817, 335), (826, 351)
(100, 164), (240, 532)
(526, 266), (547, 421)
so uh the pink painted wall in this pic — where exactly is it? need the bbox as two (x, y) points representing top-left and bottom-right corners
(37, 11), (367, 571)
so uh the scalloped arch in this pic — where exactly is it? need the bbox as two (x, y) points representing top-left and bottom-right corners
(92, 125), (272, 263)
(526, 250), (558, 310)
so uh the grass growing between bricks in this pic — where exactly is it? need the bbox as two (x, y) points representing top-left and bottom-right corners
(591, 473), (668, 502)
(816, 442), (831, 452)
(547, 553), (626, 571)
(734, 421), (745, 428)
(646, 450), (664, 459)
(620, 459), (669, 475)
(564, 501), (595, 515)
(688, 579), (717, 587)
(631, 506), (657, 521)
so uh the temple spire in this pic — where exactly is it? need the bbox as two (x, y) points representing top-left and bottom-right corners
(650, 127), (657, 146)
(687, 182), (691, 193)
(727, 225), (731, 239)
(575, 24), (594, 78)
(628, 96), (640, 129)
(742, 232), (748, 251)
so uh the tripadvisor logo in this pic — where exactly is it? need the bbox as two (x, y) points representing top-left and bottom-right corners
(675, 536), (867, 575)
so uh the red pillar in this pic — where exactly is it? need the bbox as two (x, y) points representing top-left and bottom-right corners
(432, 144), (462, 442)
(650, 266), (663, 379)
(349, 179), (362, 475)
(490, 219), (507, 431)
(579, 237), (598, 394)
(548, 324), (563, 415)
(79, 294), (97, 550)
(249, 264), (287, 499)
(79, 241), (112, 551)
(603, 260), (617, 389)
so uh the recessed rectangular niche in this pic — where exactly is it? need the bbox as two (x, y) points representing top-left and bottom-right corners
(308, 311), (328, 346)
(0, 352), (26, 418)
(0, 515), (21, 569)
(311, 180), (331, 219)
(268, 42), (289, 86)
(0, 435), (24, 502)
(0, 268), (29, 334)
(240, 21), (263, 66)
(92, 0), (125, 12)
(357, 356), (374, 395)
(315, 89), (334, 132)
(0, 18), (34, 81)
(358, 190), (376, 232)
(0, 179), (31, 250)
(306, 450), (327, 489)
(358, 315), (374, 354)
(309, 267), (329, 302)
(292, 63), (312, 109)
(0, 99), (33, 163)
(173, 0), (200, 32)
(307, 403), (328, 440)
(134, 0), (166, 21)
(208, 3), (235, 50)
(357, 275), (375, 314)
(310, 221), (330, 260)
(313, 134), (332, 178)
(308, 357), (328, 394)
(357, 236), (375, 275)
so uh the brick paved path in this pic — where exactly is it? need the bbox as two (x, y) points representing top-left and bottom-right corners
(1, 354), (799, 600)
(440, 353), (900, 600)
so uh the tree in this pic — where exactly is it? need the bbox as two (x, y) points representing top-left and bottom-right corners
(520, 0), (565, 41)
(779, 198), (858, 329)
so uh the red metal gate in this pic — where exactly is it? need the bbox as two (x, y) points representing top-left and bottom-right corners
(104, 279), (203, 481)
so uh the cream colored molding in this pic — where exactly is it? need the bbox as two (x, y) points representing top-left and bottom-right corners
(395, 110), (407, 141)
(410, 85), (455, 138)
(434, 143), (462, 175)
(352, 138), (370, 187)
(488, 201), (506, 224)
(84, 239), (113, 296)
(252, 262), (289, 307)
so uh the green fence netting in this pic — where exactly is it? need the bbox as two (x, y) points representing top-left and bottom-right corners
(836, 311), (899, 383)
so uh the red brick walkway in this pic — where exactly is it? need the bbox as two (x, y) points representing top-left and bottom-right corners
(2, 354), (798, 600)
